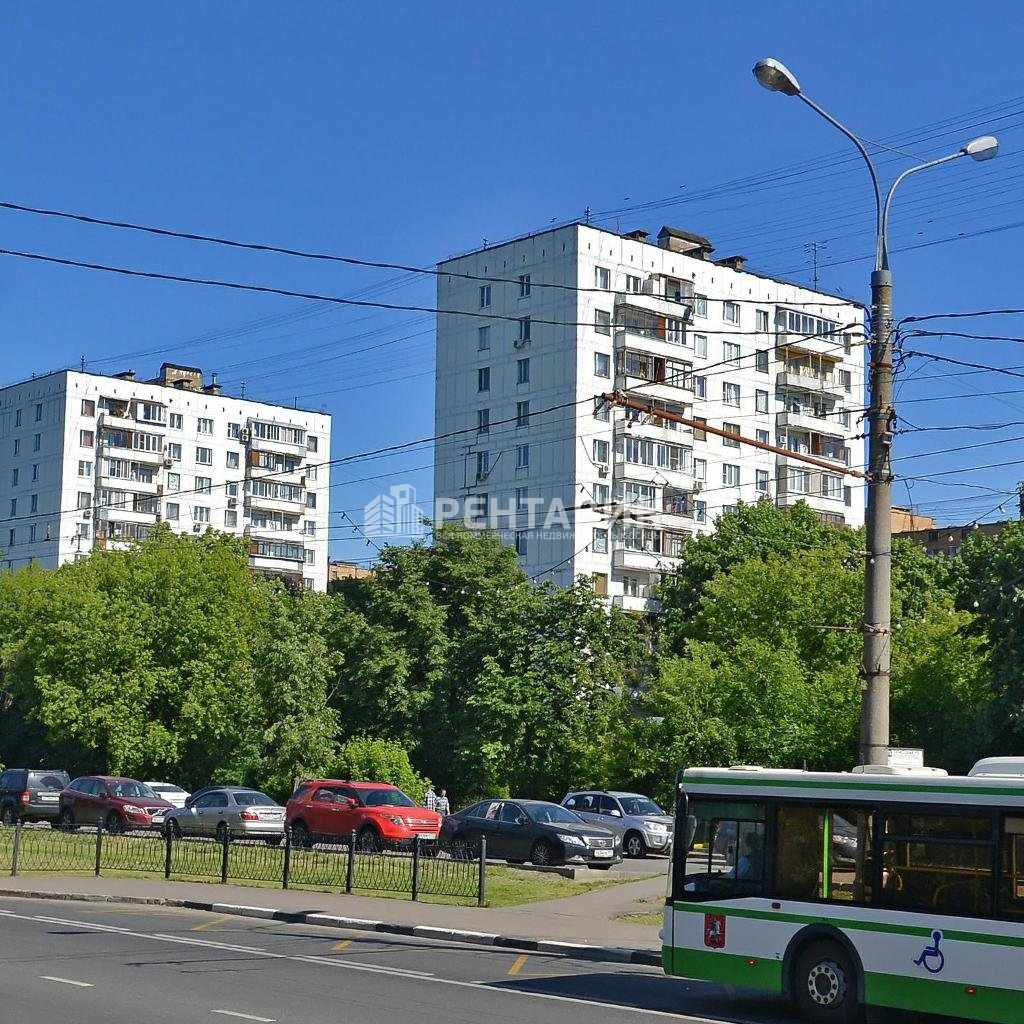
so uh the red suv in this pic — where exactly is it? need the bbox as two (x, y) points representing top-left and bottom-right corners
(59, 776), (173, 833)
(285, 780), (441, 850)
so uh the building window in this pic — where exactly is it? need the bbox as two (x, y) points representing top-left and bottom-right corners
(822, 474), (843, 499)
(196, 476), (212, 495)
(307, 435), (318, 452)
(593, 439), (610, 464)
(197, 417), (214, 435)
(593, 483), (609, 505)
(303, 520), (316, 536)
(689, 457), (705, 482)
(756, 428), (770, 445)
(723, 382), (741, 407)
(476, 450), (490, 479)
(625, 274), (642, 293)
(518, 273), (531, 298)
(10, 469), (17, 487)
(168, 472), (181, 491)
(34, 403), (43, 422)
(29, 524), (36, 543)
(478, 366), (490, 392)
(196, 446), (213, 465)
(514, 531), (528, 556)
(695, 500), (707, 524)
(225, 510), (238, 528)
(839, 409), (851, 428)
(756, 389), (769, 413)
(516, 444), (529, 470)
(32, 433), (41, 452)
(76, 492), (91, 509)
(518, 317), (531, 344)
(306, 492), (317, 509)
(595, 267), (610, 289)
(8, 499), (16, 518)
(623, 575), (641, 597)
(479, 284), (491, 308)
(756, 469), (770, 493)
(789, 468), (810, 493)
(473, 494), (489, 520)
(78, 522), (90, 538)
(840, 369), (852, 393)
(12, 439), (20, 456)
(517, 358), (530, 384)
(694, 334), (708, 358)
(755, 349), (769, 373)
(515, 486), (529, 512)
(478, 325), (491, 350)
(595, 310), (611, 335)
(694, 375), (706, 398)
(756, 309), (769, 333)
(305, 549), (315, 565)
(723, 341), (742, 367)
(477, 408), (490, 435)
(78, 460), (92, 477)
(693, 416), (707, 442)
(30, 494), (38, 513)
(193, 506), (211, 524)
(595, 352), (611, 378)
(7, 528), (13, 547)
(166, 502), (179, 521)
(226, 451), (240, 469)
(82, 399), (95, 416)
(694, 295), (707, 318)
(723, 422), (741, 447)
(226, 422), (240, 439)
(845, 485), (852, 507)
(724, 301), (740, 324)
(516, 401), (530, 428)
(594, 398), (610, 422)
(169, 412), (183, 429)
(723, 463), (741, 487)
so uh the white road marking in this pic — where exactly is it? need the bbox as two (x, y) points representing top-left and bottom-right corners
(40, 976), (94, 987)
(3, 908), (754, 1024)
(212, 1011), (276, 1023)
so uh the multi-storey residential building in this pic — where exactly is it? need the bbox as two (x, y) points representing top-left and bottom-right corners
(0, 364), (331, 590)
(434, 223), (866, 612)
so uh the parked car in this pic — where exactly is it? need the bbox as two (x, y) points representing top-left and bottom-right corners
(58, 776), (173, 833)
(285, 780), (442, 850)
(145, 782), (190, 808)
(0, 768), (71, 825)
(164, 787), (284, 843)
(441, 798), (622, 868)
(562, 790), (673, 858)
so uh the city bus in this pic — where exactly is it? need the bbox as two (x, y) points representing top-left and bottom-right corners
(664, 765), (1024, 1024)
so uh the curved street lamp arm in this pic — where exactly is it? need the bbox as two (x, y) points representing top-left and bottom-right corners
(879, 152), (964, 271)
(797, 93), (883, 270)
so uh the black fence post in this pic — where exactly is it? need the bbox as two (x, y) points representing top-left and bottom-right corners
(345, 830), (355, 893)
(94, 823), (103, 877)
(11, 821), (21, 877)
(220, 827), (230, 884)
(282, 827), (291, 890)
(477, 836), (487, 907)
(164, 827), (172, 880)
(411, 836), (421, 902)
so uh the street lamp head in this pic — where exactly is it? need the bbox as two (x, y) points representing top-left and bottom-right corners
(753, 58), (801, 96)
(962, 135), (999, 161)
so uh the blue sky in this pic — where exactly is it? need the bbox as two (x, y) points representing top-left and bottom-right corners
(3, 2), (1024, 563)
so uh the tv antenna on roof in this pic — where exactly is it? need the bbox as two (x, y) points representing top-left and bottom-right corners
(804, 240), (828, 290)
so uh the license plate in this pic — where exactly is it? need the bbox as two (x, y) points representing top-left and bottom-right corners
(594, 849), (613, 858)
(38, 794), (58, 802)
(417, 832), (436, 840)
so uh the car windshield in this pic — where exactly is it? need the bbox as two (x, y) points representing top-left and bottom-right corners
(360, 788), (416, 808)
(619, 797), (664, 817)
(109, 781), (156, 799)
(234, 792), (277, 806)
(529, 804), (584, 825)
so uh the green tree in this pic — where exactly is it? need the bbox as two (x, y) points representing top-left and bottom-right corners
(326, 737), (427, 799)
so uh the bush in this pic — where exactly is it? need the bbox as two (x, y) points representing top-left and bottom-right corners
(325, 737), (427, 802)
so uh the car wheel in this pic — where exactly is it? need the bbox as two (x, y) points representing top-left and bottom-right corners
(531, 839), (553, 866)
(290, 821), (312, 849)
(165, 817), (182, 839)
(1, 804), (17, 827)
(105, 812), (124, 835)
(58, 808), (76, 830)
(624, 831), (648, 858)
(356, 826), (381, 853)
(216, 822), (231, 843)
(793, 939), (862, 1024)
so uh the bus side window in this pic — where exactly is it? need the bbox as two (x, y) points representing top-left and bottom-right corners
(679, 800), (765, 900)
(999, 818), (1024, 917)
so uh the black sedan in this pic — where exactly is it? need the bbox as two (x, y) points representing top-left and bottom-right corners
(440, 798), (622, 868)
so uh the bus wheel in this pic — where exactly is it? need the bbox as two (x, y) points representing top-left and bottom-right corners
(793, 940), (862, 1024)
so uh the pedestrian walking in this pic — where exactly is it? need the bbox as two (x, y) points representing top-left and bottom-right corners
(435, 788), (450, 816)
(423, 781), (437, 811)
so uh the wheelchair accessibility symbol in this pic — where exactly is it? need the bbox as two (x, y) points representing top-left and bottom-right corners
(913, 930), (945, 974)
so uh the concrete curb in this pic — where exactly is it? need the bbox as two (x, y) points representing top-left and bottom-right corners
(0, 888), (662, 968)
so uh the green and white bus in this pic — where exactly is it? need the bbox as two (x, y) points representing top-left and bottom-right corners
(664, 765), (1024, 1023)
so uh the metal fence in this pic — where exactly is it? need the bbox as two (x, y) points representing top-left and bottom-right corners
(1, 823), (485, 904)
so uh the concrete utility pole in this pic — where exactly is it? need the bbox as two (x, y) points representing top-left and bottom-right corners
(753, 58), (998, 767)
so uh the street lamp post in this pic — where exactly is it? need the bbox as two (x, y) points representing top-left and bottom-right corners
(752, 58), (998, 766)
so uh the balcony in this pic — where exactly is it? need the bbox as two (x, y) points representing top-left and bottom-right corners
(246, 422), (307, 453)
(612, 546), (667, 572)
(776, 409), (839, 434)
(776, 369), (846, 399)
(612, 593), (663, 614)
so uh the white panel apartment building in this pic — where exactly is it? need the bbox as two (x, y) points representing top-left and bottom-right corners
(434, 223), (865, 612)
(0, 364), (331, 590)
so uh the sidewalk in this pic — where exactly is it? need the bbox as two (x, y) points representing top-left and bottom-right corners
(0, 872), (664, 961)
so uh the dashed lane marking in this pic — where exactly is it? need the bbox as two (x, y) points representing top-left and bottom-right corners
(40, 976), (94, 988)
(193, 914), (236, 932)
(507, 954), (528, 976)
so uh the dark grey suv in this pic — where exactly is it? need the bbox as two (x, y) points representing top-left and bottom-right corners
(0, 768), (71, 825)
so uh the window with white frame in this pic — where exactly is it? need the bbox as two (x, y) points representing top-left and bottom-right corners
(195, 476), (212, 495)
(724, 301), (740, 324)
(169, 412), (183, 429)
(518, 317), (531, 343)
(625, 274), (642, 293)
(625, 438), (655, 466)
(519, 273), (531, 298)
(77, 492), (91, 509)
(593, 439), (610, 464)
(723, 341), (742, 366)
(226, 450), (240, 469)
(694, 375), (706, 398)
(193, 505), (211, 523)
(592, 528), (608, 554)
(694, 295), (707, 318)
(78, 460), (92, 477)
(755, 389), (769, 413)
(197, 417), (214, 435)
(723, 423), (741, 447)
(694, 457), (707, 481)
(477, 366), (490, 392)
(196, 446), (213, 465)
(594, 398), (610, 421)
(517, 444), (529, 470)
(595, 352), (611, 378)
(516, 400), (530, 427)
(478, 325), (491, 350)
(623, 576), (641, 597)
(593, 483), (609, 505)
(822, 474), (843, 499)
(168, 472), (181, 491)
(479, 284), (491, 308)
(477, 409), (490, 435)
(788, 468), (811, 493)
(756, 309), (769, 332)
(476, 450), (490, 479)
(225, 510), (238, 528)
(840, 369), (852, 393)
(723, 382), (741, 406)
(756, 469), (770, 493)
(227, 422), (240, 439)
(595, 266), (610, 289)
(756, 428), (770, 445)
(694, 334), (708, 357)
(723, 463), (740, 487)
(839, 409), (851, 427)
(517, 358), (530, 384)
(666, 318), (686, 345)
(304, 520), (316, 536)
(623, 481), (656, 507)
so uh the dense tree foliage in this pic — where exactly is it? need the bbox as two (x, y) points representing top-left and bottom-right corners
(0, 504), (1014, 808)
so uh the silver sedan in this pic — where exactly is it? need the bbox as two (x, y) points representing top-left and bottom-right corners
(163, 787), (285, 844)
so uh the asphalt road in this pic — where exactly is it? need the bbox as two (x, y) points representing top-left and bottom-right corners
(0, 897), (950, 1024)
